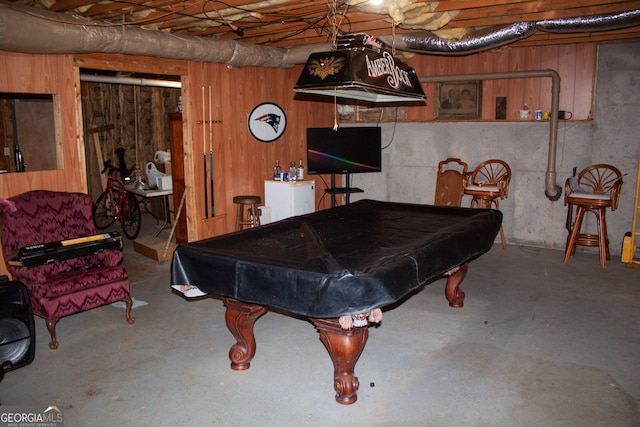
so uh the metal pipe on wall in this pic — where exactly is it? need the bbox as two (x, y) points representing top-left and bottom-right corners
(419, 69), (562, 201)
(80, 73), (182, 88)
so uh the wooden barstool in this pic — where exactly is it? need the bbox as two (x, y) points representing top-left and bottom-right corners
(233, 195), (261, 231)
(563, 164), (623, 269)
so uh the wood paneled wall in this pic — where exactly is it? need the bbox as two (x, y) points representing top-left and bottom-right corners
(405, 43), (597, 121)
(0, 51), (85, 196)
(162, 42), (598, 240)
(0, 42), (599, 276)
(183, 62), (335, 240)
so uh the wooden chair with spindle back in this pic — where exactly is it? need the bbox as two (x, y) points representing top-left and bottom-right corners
(464, 159), (511, 249)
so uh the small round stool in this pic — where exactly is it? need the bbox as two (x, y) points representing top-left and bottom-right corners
(233, 195), (261, 231)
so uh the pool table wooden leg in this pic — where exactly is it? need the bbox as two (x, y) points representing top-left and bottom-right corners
(223, 298), (268, 371)
(311, 318), (369, 405)
(445, 262), (468, 308)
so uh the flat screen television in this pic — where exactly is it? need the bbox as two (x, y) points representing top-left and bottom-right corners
(306, 127), (382, 175)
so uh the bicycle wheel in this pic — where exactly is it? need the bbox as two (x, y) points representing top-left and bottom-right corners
(93, 191), (117, 229)
(120, 192), (141, 240)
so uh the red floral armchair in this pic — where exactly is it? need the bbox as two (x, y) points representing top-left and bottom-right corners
(0, 190), (134, 349)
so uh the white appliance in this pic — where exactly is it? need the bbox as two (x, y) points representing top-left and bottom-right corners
(264, 180), (315, 223)
(257, 206), (272, 224)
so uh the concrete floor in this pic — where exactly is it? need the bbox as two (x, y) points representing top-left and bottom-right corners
(1, 215), (639, 426)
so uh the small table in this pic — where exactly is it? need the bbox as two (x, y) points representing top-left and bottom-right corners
(127, 186), (173, 237)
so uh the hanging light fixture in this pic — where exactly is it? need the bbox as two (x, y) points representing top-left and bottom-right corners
(294, 33), (426, 103)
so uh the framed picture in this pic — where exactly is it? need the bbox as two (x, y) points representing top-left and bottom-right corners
(434, 81), (482, 120)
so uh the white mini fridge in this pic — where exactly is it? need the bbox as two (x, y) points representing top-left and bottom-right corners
(264, 180), (315, 224)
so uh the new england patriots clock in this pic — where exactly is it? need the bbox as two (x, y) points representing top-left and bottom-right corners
(248, 102), (287, 142)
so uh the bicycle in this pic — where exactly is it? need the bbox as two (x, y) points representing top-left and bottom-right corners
(92, 159), (142, 240)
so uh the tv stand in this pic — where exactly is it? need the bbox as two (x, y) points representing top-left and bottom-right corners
(325, 173), (364, 207)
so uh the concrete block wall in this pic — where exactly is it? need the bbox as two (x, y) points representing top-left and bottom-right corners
(349, 42), (640, 257)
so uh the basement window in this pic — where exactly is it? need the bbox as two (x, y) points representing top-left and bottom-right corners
(0, 93), (61, 173)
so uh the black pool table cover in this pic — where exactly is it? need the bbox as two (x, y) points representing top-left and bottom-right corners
(171, 199), (502, 318)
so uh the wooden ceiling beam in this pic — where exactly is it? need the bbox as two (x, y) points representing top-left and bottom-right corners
(13, 0), (640, 49)
(82, 0), (205, 22)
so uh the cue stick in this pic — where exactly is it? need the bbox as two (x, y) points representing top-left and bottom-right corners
(202, 86), (208, 218)
(208, 85), (214, 216)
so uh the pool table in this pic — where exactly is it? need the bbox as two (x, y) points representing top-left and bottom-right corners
(171, 199), (502, 404)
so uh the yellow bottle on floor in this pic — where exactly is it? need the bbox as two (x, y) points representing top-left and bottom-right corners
(621, 232), (636, 263)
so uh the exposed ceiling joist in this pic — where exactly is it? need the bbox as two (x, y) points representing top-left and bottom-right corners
(8, 0), (640, 49)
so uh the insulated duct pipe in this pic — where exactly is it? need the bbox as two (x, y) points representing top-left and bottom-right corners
(0, 3), (327, 68)
(389, 9), (640, 56)
(419, 69), (562, 201)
